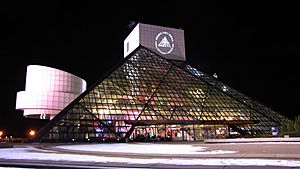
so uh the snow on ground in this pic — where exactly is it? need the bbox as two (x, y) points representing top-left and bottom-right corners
(0, 167), (26, 169)
(56, 143), (236, 154)
(0, 146), (300, 167)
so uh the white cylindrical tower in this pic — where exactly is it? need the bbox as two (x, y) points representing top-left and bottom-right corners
(16, 65), (87, 119)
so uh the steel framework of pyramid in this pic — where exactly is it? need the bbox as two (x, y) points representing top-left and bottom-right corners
(37, 45), (286, 142)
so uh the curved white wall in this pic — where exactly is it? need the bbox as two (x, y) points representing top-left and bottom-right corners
(16, 65), (87, 119)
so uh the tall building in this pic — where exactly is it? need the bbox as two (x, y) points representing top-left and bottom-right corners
(124, 23), (185, 61)
(37, 23), (286, 142)
(16, 65), (87, 120)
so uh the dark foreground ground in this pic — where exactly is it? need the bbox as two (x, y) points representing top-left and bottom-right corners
(1, 138), (300, 169)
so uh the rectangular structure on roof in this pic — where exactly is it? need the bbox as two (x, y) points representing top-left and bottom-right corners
(124, 23), (186, 61)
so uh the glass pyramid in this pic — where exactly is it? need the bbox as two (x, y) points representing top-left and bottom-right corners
(37, 46), (286, 142)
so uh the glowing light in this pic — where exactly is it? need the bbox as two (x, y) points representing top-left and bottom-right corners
(0, 131), (3, 137)
(222, 85), (228, 92)
(29, 130), (36, 137)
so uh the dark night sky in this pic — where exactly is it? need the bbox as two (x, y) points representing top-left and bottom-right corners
(0, 1), (299, 137)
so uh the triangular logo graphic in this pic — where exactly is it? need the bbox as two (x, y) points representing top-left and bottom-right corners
(37, 46), (286, 142)
(158, 36), (171, 48)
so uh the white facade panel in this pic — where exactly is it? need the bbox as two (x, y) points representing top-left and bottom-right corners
(124, 23), (140, 58)
(25, 65), (86, 93)
(16, 65), (87, 119)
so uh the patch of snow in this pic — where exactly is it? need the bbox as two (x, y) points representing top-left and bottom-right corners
(0, 167), (27, 169)
(0, 147), (299, 167)
(56, 143), (236, 154)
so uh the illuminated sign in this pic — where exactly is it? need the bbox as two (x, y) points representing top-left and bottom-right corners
(155, 31), (174, 55)
(124, 23), (186, 61)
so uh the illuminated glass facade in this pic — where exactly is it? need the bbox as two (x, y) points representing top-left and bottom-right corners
(37, 46), (286, 142)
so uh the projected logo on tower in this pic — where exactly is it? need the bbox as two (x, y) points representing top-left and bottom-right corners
(155, 31), (174, 55)
(124, 23), (186, 61)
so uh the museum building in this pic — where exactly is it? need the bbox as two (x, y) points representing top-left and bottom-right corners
(35, 23), (285, 142)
